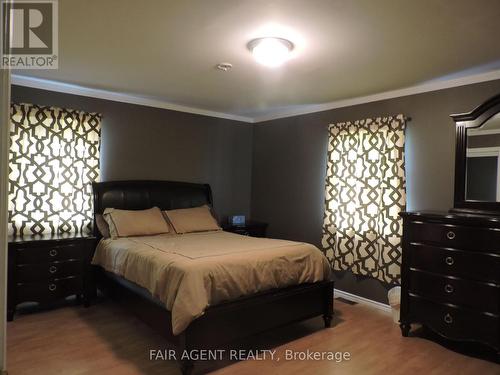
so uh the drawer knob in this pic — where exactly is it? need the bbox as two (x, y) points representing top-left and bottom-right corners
(445, 256), (454, 266)
(49, 249), (58, 257)
(446, 231), (456, 240)
(444, 284), (454, 294)
(49, 265), (57, 274)
(444, 313), (453, 324)
(48, 283), (57, 292)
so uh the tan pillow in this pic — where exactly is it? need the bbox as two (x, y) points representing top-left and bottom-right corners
(103, 207), (170, 238)
(165, 205), (221, 234)
(95, 214), (110, 238)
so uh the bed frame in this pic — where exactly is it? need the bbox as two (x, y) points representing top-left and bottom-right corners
(92, 180), (334, 374)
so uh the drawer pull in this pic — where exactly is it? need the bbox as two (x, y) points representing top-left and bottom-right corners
(444, 284), (454, 293)
(446, 231), (456, 240)
(48, 283), (57, 292)
(444, 313), (453, 324)
(445, 256), (454, 266)
(49, 265), (57, 274)
(49, 249), (58, 257)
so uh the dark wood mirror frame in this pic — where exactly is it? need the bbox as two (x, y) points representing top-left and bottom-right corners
(451, 93), (500, 215)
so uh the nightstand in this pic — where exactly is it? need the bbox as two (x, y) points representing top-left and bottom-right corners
(7, 234), (97, 321)
(222, 220), (268, 238)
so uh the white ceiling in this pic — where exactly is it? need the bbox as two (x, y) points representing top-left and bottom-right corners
(14, 0), (500, 122)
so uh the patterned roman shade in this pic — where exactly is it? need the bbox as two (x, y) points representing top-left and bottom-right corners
(8, 103), (101, 236)
(322, 114), (406, 284)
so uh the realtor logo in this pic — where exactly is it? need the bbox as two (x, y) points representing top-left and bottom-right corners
(2, 0), (58, 69)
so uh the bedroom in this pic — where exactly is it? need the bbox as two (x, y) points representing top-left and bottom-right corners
(0, 1), (499, 374)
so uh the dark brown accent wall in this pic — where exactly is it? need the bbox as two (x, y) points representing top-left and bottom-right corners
(251, 79), (500, 304)
(11, 85), (253, 221)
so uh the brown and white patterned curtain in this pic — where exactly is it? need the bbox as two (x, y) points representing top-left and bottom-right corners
(8, 103), (101, 236)
(322, 114), (406, 284)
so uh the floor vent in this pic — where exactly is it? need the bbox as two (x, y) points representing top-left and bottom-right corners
(336, 297), (358, 305)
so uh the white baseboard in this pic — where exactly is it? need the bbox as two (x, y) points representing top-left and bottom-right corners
(334, 288), (392, 314)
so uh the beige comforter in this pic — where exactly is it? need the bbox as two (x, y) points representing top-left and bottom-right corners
(92, 231), (331, 335)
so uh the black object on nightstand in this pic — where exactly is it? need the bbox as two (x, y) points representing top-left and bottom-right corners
(7, 233), (97, 321)
(222, 220), (268, 237)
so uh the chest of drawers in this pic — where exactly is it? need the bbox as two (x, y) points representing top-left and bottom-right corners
(7, 234), (97, 321)
(400, 211), (500, 352)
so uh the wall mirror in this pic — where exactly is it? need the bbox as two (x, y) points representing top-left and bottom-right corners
(466, 112), (500, 201)
(451, 94), (500, 214)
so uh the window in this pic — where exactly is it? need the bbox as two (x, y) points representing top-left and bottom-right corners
(322, 114), (406, 284)
(8, 103), (101, 236)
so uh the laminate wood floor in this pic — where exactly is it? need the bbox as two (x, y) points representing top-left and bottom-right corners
(6, 299), (500, 375)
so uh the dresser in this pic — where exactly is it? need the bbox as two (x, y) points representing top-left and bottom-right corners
(400, 211), (500, 352)
(7, 234), (97, 321)
(222, 220), (268, 237)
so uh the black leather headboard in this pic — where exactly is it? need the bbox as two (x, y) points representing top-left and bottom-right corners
(92, 180), (213, 237)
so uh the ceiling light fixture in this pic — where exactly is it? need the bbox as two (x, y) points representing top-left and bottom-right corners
(248, 37), (294, 67)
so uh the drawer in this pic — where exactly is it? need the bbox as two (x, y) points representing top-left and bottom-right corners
(409, 243), (500, 284)
(226, 226), (267, 237)
(409, 221), (500, 253)
(408, 294), (499, 347)
(409, 270), (500, 314)
(16, 260), (83, 283)
(231, 228), (250, 236)
(16, 243), (82, 264)
(16, 276), (83, 303)
(246, 227), (266, 238)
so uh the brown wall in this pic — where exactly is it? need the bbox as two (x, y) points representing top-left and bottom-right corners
(11, 85), (254, 221)
(251, 79), (500, 304)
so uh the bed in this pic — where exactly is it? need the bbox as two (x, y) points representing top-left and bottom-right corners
(91, 180), (334, 374)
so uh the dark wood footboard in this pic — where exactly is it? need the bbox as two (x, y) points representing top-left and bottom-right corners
(94, 267), (334, 374)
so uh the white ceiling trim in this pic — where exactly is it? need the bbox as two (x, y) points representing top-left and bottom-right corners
(12, 68), (500, 124)
(252, 68), (500, 123)
(11, 74), (255, 123)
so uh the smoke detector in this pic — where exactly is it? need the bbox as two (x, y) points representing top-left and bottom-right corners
(216, 62), (233, 71)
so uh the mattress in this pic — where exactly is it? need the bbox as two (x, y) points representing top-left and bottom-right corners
(92, 230), (332, 335)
